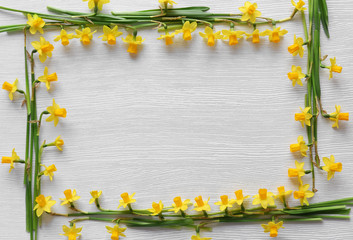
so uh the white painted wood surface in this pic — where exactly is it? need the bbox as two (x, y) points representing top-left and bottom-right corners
(0, 0), (352, 239)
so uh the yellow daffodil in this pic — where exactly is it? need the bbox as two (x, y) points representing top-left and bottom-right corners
(214, 195), (236, 211)
(148, 200), (164, 215)
(191, 234), (212, 240)
(222, 30), (245, 46)
(199, 26), (223, 47)
(33, 194), (56, 217)
(1, 148), (20, 173)
(234, 189), (250, 206)
(46, 99), (67, 127)
(288, 160), (305, 184)
(89, 190), (102, 204)
(239, 2), (262, 23)
(245, 29), (261, 43)
(292, 0), (307, 11)
(60, 224), (82, 240)
(288, 65), (305, 87)
(194, 196), (211, 212)
(328, 57), (342, 79)
(40, 164), (57, 181)
(83, 0), (110, 11)
(54, 29), (74, 46)
(122, 34), (145, 54)
(2, 79), (18, 101)
(157, 31), (178, 45)
(106, 224), (127, 240)
(261, 27), (288, 43)
(322, 155), (342, 181)
(159, 0), (177, 6)
(38, 67), (57, 90)
(275, 186), (292, 203)
(288, 35), (305, 57)
(290, 135), (308, 157)
(118, 192), (136, 209)
(169, 196), (190, 213)
(75, 27), (96, 45)
(261, 221), (284, 238)
(31, 37), (54, 63)
(27, 14), (45, 34)
(293, 184), (314, 206)
(329, 105), (349, 128)
(54, 136), (64, 151)
(99, 25), (123, 45)
(176, 21), (197, 41)
(252, 189), (275, 209)
(60, 189), (81, 206)
(295, 107), (312, 127)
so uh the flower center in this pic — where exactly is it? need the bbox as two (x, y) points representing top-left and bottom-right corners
(47, 73), (58, 82)
(229, 34), (238, 45)
(259, 189), (267, 200)
(36, 195), (47, 208)
(82, 35), (91, 45)
(121, 192), (130, 203)
(152, 202), (161, 212)
(295, 191), (305, 199)
(252, 33), (260, 43)
(2, 82), (13, 92)
(1, 156), (12, 164)
(107, 34), (116, 45)
(247, 5), (256, 15)
(195, 196), (204, 207)
(277, 186), (285, 194)
(295, 113), (305, 121)
(330, 162), (342, 172)
(54, 108), (67, 118)
(174, 197), (182, 208)
(288, 72), (299, 80)
(235, 190), (243, 200)
(41, 44), (54, 53)
(127, 43), (138, 54)
(338, 113), (349, 121)
(32, 19), (43, 27)
(288, 44), (299, 54)
(47, 165), (57, 173)
(288, 168), (299, 177)
(272, 32), (280, 43)
(61, 36), (69, 46)
(290, 143), (301, 152)
(165, 36), (173, 45)
(270, 227), (278, 237)
(331, 65), (342, 73)
(207, 35), (215, 46)
(183, 30), (192, 41)
(220, 195), (229, 205)
(64, 189), (73, 200)
(298, 0), (305, 9)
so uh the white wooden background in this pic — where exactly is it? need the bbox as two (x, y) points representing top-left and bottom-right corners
(0, 0), (352, 239)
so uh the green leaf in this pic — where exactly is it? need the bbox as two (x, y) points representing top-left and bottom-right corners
(319, 0), (330, 38)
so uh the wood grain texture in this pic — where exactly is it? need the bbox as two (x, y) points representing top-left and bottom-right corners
(0, 0), (352, 239)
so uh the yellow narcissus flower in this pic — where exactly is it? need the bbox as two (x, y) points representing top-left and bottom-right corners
(252, 189), (275, 209)
(99, 25), (123, 45)
(245, 29), (261, 43)
(328, 57), (342, 79)
(322, 155), (342, 181)
(148, 200), (164, 215)
(60, 189), (81, 206)
(33, 194), (56, 217)
(46, 99), (67, 127)
(293, 184), (314, 206)
(54, 136), (64, 151)
(75, 27), (96, 45)
(288, 65), (305, 87)
(27, 14), (45, 34)
(41, 164), (57, 181)
(31, 37), (54, 63)
(329, 105), (349, 128)
(157, 32), (178, 45)
(194, 196), (211, 212)
(199, 26), (223, 47)
(122, 34), (145, 54)
(60, 224), (82, 240)
(214, 195), (236, 211)
(169, 196), (190, 213)
(275, 186), (292, 203)
(295, 107), (312, 127)
(292, 0), (307, 11)
(89, 190), (102, 204)
(261, 27), (288, 43)
(288, 35), (305, 57)
(83, 0), (110, 11)
(222, 30), (245, 46)
(106, 224), (127, 240)
(261, 221), (284, 238)
(191, 234), (212, 240)
(54, 29), (74, 46)
(234, 189), (250, 206)
(1, 148), (20, 173)
(290, 135), (308, 157)
(159, 0), (177, 6)
(239, 2), (262, 23)
(288, 160), (305, 184)
(118, 192), (136, 209)
(2, 79), (18, 101)
(38, 67), (57, 90)
(177, 21), (198, 41)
